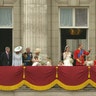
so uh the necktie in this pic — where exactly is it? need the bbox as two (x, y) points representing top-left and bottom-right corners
(7, 53), (9, 59)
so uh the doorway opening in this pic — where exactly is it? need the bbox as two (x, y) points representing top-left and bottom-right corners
(60, 28), (87, 60)
(0, 29), (12, 55)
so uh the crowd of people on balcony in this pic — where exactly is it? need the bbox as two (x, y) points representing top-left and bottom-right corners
(0, 43), (96, 66)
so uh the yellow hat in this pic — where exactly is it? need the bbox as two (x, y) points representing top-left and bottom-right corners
(34, 48), (41, 53)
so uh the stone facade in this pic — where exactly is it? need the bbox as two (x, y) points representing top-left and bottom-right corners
(0, 0), (96, 64)
(21, 0), (47, 58)
(48, 0), (96, 64)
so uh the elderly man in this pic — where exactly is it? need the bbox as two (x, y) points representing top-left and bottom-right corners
(23, 48), (33, 66)
(0, 47), (12, 66)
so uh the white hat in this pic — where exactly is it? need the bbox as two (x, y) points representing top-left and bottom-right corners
(34, 48), (41, 53)
(14, 46), (22, 52)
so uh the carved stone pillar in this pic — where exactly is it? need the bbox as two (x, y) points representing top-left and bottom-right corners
(21, 0), (47, 56)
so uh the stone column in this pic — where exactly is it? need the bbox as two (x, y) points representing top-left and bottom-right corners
(21, 0), (47, 57)
(51, 0), (60, 64)
(88, 0), (96, 59)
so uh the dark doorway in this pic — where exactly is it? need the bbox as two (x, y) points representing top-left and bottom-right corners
(0, 29), (12, 55)
(60, 32), (66, 60)
(60, 28), (87, 60)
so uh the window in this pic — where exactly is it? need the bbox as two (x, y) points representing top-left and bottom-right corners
(60, 7), (88, 56)
(60, 7), (88, 28)
(0, 7), (12, 28)
(75, 8), (87, 26)
(60, 8), (73, 27)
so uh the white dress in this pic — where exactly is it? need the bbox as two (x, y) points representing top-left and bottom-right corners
(63, 52), (73, 66)
(84, 60), (93, 66)
(12, 52), (22, 66)
(46, 61), (52, 66)
(32, 62), (41, 66)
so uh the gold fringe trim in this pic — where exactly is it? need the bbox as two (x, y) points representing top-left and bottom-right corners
(89, 79), (96, 87)
(0, 79), (96, 91)
(24, 80), (57, 91)
(57, 80), (90, 90)
(0, 80), (24, 91)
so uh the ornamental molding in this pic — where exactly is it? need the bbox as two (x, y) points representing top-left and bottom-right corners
(0, 0), (17, 6)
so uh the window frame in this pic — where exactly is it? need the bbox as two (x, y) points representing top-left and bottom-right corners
(0, 7), (13, 29)
(59, 7), (89, 29)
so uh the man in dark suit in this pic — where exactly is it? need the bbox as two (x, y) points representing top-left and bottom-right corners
(0, 47), (12, 66)
(22, 48), (33, 66)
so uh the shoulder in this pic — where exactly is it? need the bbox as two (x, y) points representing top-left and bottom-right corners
(1, 52), (6, 56)
(74, 49), (80, 53)
(63, 52), (66, 54)
(23, 52), (27, 54)
(30, 52), (32, 54)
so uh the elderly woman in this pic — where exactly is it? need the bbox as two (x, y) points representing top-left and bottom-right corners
(12, 46), (23, 66)
(32, 48), (42, 66)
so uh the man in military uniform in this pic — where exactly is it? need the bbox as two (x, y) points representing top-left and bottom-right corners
(23, 48), (33, 66)
(74, 44), (91, 66)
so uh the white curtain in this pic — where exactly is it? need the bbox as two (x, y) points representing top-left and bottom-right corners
(67, 39), (88, 52)
(0, 7), (12, 27)
(75, 8), (87, 26)
(60, 8), (72, 27)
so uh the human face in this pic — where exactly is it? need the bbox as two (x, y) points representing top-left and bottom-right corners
(6, 48), (10, 53)
(66, 47), (70, 52)
(80, 44), (83, 49)
(26, 48), (30, 53)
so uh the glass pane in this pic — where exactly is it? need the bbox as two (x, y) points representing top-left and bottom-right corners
(60, 8), (73, 27)
(75, 8), (87, 26)
(0, 7), (12, 27)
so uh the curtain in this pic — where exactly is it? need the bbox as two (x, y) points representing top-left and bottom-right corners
(75, 8), (87, 26)
(60, 8), (72, 27)
(0, 7), (12, 27)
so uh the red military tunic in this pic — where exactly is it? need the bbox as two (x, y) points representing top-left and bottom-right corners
(74, 49), (90, 66)
(94, 60), (96, 66)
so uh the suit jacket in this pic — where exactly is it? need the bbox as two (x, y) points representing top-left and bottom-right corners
(0, 52), (12, 66)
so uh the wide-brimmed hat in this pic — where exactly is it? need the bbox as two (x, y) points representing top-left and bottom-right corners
(14, 46), (22, 52)
(34, 48), (41, 53)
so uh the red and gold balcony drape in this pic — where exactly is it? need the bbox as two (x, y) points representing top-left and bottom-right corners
(0, 66), (23, 90)
(57, 66), (89, 90)
(24, 66), (57, 90)
(0, 66), (96, 91)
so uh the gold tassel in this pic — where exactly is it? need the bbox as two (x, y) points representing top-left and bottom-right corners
(88, 66), (90, 78)
(56, 66), (58, 78)
(23, 66), (26, 79)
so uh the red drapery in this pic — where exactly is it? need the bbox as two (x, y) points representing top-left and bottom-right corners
(25, 66), (56, 86)
(0, 66), (96, 91)
(58, 66), (88, 86)
(90, 66), (96, 82)
(0, 66), (23, 86)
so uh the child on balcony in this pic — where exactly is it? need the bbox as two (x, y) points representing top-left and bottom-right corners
(84, 56), (94, 66)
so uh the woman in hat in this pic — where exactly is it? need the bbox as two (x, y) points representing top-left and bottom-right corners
(63, 45), (73, 66)
(12, 46), (23, 66)
(32, 48), (42, 66)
